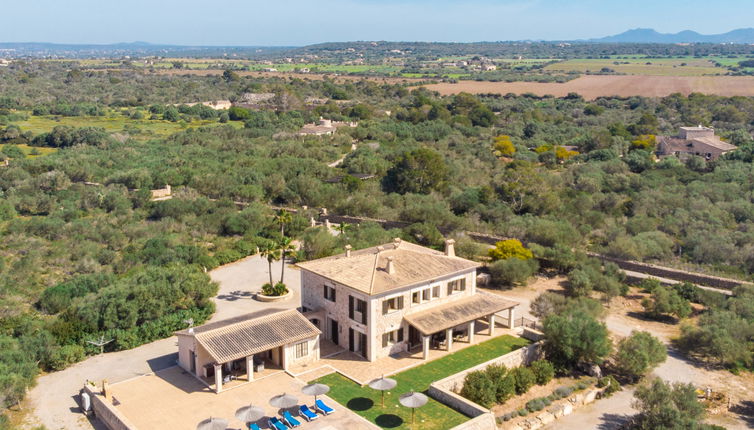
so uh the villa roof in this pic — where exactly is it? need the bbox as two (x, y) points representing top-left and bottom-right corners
(404, 292), (519, 336)
(296, 240), (480, 295)
(658, 136), (736, 152)
(176, 309), (320, 364)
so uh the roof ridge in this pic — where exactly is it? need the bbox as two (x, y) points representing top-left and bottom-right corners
(195, 308), (296, 338)
(368, 250), (380, 295)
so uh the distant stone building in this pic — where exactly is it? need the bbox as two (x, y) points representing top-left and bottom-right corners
(297, 117), (357, 136)
(656, 126), (737, 161)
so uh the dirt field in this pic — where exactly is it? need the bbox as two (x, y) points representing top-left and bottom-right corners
(424, 75), (754, 99)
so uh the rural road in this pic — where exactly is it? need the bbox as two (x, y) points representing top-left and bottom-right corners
(22, 256), (301, 430)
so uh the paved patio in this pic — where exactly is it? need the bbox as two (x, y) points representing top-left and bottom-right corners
(290, 321), (521, 384)
(108, 367), (377, 429)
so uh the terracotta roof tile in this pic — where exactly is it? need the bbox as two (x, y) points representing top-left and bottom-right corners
(404, 292), (519, 336)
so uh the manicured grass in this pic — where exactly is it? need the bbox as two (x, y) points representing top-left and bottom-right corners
(316, 335), (530, 430)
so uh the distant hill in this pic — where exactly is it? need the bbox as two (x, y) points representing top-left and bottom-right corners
(594, 28), (754, 44)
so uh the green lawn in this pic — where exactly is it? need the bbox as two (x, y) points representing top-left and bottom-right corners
(316, 335), (530, 430)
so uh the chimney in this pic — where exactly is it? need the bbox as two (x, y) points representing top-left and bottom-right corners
(393, 237), (402, 248)
(386, 256), (396, 275)
(444, 239), (456, 257)
(345, 244), (352, 257)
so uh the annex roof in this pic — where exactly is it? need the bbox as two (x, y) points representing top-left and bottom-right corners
(296, 240), (480, 295)
(658, 136), (736, 152)
(176, 309), (320, 364)
(404, 292), (519, 336)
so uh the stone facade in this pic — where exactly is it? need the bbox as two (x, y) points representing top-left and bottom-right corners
(301, 268), (478, 361)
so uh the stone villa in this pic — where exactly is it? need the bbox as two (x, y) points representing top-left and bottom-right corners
(297, 239), (519, 362)
(298, 117), (358, 136)
(656, 125), (737, 161)
(174, 238), (519, 393)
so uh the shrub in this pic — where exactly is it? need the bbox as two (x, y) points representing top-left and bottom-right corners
(530, 360), (555, 385)
(642, 286), (692, 320)
(613, 331), (667, 382)
(525, 398), (546, 412)
(488, 239), (533, 261)
(517, 408), (528, 417)
(489, 257), (539, 287)
(48, 344), (86, 371)
(511, 366), (536, 395)
(597, 375), (621, 397)
(261, 282), (288, 297)
(460, 370), (497, 408)
(554, 386), (573, 398)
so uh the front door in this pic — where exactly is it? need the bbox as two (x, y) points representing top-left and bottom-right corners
(330, 319), (339, 345)
(349, 328), (368, 358)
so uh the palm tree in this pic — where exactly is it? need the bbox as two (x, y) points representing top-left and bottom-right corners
(279, 236), (296, 284)
(259, 243), (281, 286)
(337, 222), (352, 241)
(273, 209), (293, 237)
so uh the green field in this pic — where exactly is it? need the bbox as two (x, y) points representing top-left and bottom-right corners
(545, 58), (725, 76)
(316, 335), (530, 430)
(9, 111), (243, 140)
(0, 143), (57, 158)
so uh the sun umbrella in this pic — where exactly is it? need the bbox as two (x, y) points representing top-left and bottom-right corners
(368, 375), (397, 407)
(399, 391), (428, 428)
(269, 393), (299, 409)
(301, 383), (330, 402)
(235, 405), (266, 423)
(196, 416), (228, 430)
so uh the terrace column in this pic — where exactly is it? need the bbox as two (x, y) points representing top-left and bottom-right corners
(246, 355), (254, 381)
(468, 320), (475, 344)
(214, 364), (222, 393)
(422, 335), (430, 360)
(446, 328), (453, 352)
(488, 314), (496, 336)
(508, 307), (516, 329)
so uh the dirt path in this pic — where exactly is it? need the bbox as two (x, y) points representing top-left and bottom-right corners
(20, 256), (300, 430)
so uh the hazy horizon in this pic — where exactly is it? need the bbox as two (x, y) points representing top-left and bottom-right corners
(1, 0), (752, 46)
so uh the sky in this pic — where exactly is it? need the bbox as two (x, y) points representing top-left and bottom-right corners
(1, 0), (753, 46)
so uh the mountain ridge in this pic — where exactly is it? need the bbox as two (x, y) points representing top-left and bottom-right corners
(593, 28), (754, 43)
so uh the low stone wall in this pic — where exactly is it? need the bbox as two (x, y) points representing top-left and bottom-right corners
(503, 386), (606, 430)
(448, 413), (498, 430)
(84, 385), (137, 430)
(592, 253), (748, 290)
(433, 342), (543, 393)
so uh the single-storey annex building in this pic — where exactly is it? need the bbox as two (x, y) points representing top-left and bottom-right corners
(176, 308), (320, 393)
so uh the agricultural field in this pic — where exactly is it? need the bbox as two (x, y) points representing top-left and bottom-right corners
(545, 57), (726, 76)
(8, 111), (242, 140)
(423, 74), (754, 99)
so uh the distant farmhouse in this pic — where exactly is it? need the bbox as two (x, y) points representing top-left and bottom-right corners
(656, 125), (736, 161)
(298, 117), (358, 136)
(297, 239), (519, 362)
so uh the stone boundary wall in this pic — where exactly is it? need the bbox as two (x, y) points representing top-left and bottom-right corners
(591, 253), (749, 290)
(83, 385), (137, 430)
(448, 412), (498, 430)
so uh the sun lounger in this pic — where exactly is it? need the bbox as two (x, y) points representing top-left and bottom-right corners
(283, 410), (301, 428)
(248, 424), (261, 430)
(315, 399), (334, 415)
(299, 405), (318, 421)
(269, 417), (288, 430)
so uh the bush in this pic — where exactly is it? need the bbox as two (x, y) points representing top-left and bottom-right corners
(554, 386), (573, 398)
(488, 239), (533, 261)
(642, 286), (692, 320)
(517, 408), (528, 417)
(597, 375), (621, 397)
(489, 257), (539, 287)
(261, 282), (288, 297)
(613, 331), (667, 382)
(525, 398), (546, 412)
(511, 366), (536, 395)
(48, 344), (86, 370)
(530, 360), (555, 385)
(460, 370), (497, 408)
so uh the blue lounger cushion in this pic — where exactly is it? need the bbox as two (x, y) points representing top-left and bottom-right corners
(315, 399), (334, 415)
(269, 417), (288, 430)
(299, 405), (318, 421)
(283, 410), (301, 428)
(249, 424), (261, 430)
